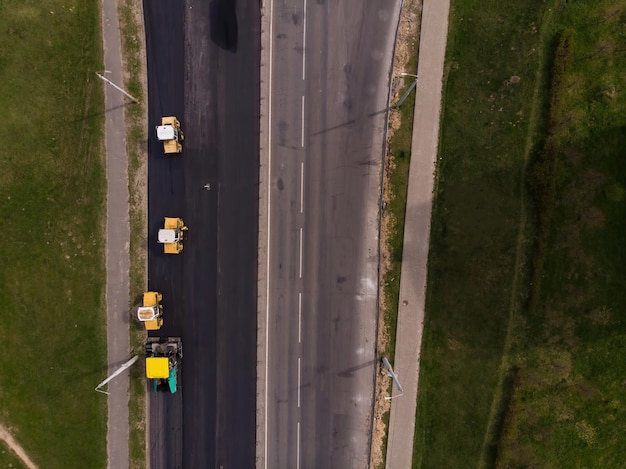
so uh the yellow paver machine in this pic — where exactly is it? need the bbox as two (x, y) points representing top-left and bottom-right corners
(145, 337), (183, 393)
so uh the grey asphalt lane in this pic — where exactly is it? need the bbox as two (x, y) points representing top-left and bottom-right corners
(264, 0), (401, 467)
(145, 0), (260, 467)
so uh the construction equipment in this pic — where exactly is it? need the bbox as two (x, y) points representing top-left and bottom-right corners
(137, 291), (164, 331)
(158, 217), (188, 254)
(145, 337), (183, 393)
(156, 116), (184, 154)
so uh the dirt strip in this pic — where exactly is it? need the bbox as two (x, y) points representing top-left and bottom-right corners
(0, 424), (38, 469)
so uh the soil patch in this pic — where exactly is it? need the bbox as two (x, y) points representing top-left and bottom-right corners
(0, 424), (38, 469)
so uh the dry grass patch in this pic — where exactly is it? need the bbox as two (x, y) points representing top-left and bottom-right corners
(371, 0), (423, 468)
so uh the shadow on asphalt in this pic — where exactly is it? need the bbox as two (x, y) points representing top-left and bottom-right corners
(210, 0), (238, 52)
(337, 359), (377, 378)
(311, 106), (392, 137)
(72, 101), (137, 123)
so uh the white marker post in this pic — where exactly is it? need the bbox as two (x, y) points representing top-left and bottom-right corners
(395, 75), (418, 109)
(382, 357), (404, 400)
(95, 72), (139, 103)
(95, 355), (139, 395)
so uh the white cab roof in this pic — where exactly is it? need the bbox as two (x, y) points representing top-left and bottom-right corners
(156, 125), (176, 141)
(158, 229), (178, 243)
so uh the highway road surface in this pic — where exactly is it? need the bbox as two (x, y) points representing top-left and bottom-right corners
(144, 0), (260, 467)
(262, 0), (402, 467)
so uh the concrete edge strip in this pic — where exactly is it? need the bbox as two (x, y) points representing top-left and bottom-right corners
(257, 1), (272, 468)
(101, 0), (131, 467)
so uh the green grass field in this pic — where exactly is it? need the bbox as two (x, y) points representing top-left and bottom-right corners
(0, 1), (106, 467)
(498, 1), (626, 466)
(413, 0), (626, 467)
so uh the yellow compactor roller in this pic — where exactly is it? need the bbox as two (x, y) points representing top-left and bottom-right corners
(158, 217), (188, 254)
(137, 291), (164, 331)
(156, 116), (184, 154)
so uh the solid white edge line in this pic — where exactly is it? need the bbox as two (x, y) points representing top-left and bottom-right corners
(298, 292), (302, 344)
(299, 228), (303, 278)
(300, 162), (304, 213)
(302, 0), (307, 80)
(301, 95), (305, 148)
(264, 0), (275, 466)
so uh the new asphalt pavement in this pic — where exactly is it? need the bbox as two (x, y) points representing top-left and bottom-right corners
(144, 0), (260, 467)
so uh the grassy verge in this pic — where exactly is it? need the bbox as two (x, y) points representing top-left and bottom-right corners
(382, 55), (418, 369)
(128, 326), (147, 469)
(414, 0), (626, 466)
(412, 0), (549, 466)
(376, 92), (414, 468)
(117, 0), (148, 467)
(0, 1), (106, 468)
(497, 1), (626, 466)
(373, 0), (421, 467)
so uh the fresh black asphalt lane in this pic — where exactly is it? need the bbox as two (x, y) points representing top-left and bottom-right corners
(144, 0), (259, 467)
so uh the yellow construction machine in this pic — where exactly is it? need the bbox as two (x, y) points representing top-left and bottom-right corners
(158, 217), (188, 254)
(145, 337), (183, 393)
(137, 291), (164, 331)
(156, 116), (184, 154)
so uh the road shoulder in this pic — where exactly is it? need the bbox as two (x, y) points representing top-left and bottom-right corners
(384, 0), (450, 467)
(101, 0), (131, 467)
(256, 1), (272, 467)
